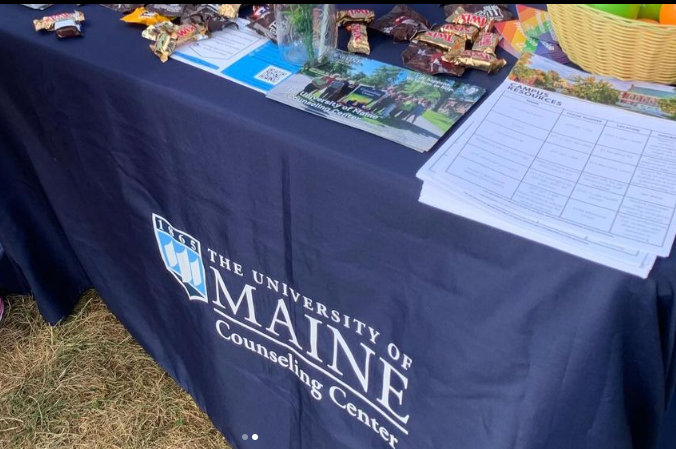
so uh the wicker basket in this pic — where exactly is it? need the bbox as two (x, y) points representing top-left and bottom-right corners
(548, 4), (676, 85)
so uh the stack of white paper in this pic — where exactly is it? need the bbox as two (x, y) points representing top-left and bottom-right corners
(418, 56), (676, 278)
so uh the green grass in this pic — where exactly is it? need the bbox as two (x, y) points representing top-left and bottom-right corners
(422, 110), (456, 131)
(0, 292), (231, 449)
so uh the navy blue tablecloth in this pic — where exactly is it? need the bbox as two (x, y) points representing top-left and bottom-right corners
(0, 243), (28, 295)
(1, 4), (676, 449)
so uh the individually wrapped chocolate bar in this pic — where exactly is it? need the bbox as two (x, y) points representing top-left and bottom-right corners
(101, 4), (144, 13)
(55, 19), (82, 38)
(446, 8), (494, 32)
(444, 4), (513, 23)
(174, 23), (209, 45)
(445, 49), (506, 73)
(146, 4), (186, 18)
(34, 10), (84, 32)
(435, 23), (478, 43)
(346, 22), (370, 54)
(471, 32), (500, 56)
(371, 4), (430, 42)
(218, 4), (242, 20)
(150, 23), (209, 62)
(142, 21), (179, 41)
(150, 33), (177, 63)
(414, 31), (465, 56)
(247, 5), (277, 42)
(121, 7), (171, 25)
(402, 42), (465, 76)
(336, 8), (374, 55)
(181, 4), (237, 32)
(249, 4), (271, 21)
(337, 9), (375, 27)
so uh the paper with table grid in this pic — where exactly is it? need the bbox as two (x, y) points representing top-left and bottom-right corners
(418, 76), (676, 276)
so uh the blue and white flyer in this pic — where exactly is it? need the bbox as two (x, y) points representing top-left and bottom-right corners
(172, 18), (298, 93)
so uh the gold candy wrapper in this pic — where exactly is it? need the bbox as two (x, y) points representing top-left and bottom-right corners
(472, 32), (500, 56)
(174, 23), (208, 44)
(336, 9), (375, 27)
(150, 33), (176, 63)
(445, 50), (506, 73)
(150, 23), (208, 62)
(34, 11), (85, 32)
(346, 22), (370, 55)
(218, 4), (242, 20)
(414, 31), (465, 56)
(142, 21), (179, 41)
(446, 7), (494, 33)
(436, 23), (478, 43)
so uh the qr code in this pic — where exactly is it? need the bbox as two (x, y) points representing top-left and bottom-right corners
(254, 66), (291, 85)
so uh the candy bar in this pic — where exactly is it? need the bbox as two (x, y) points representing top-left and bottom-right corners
(142, 21), (179, 41)
(34, 10), (84, 31)
(150, 23), (209, 62)
(371, 4), (430, 42)
(181, 4), (237, 32)
(218, 4), (242, 20)
(414, 31), (465, 56)
(436, 23), (479, 43)
(337, 9), (375, 27)
(249, 4), (271, 21)
(346, 22), (370, 54)
(445, 49), (506, 73)
(444, 4), (512, 23)
(247, 6), (276, 42)
(402, 42), (465, 76)
(446, 7), (494, 32)
(471, 32), (500, 56)
(55, 19), (82, 38)
(146, 4), (186, 18)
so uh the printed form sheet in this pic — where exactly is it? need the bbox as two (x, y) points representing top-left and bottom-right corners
(419, 120), (656, 278)
(423, 79), (676, 260)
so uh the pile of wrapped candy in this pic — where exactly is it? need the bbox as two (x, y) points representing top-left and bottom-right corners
(108, 4), (243, 62)
(35, 4), (515, 75)
(370, 4), (511, 77)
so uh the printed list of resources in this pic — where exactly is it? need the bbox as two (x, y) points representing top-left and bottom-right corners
(446, 93), (676, 247)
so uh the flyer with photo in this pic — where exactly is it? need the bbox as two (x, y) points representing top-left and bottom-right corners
(266, 50), (486, 152)
(509, 53), (676, 120)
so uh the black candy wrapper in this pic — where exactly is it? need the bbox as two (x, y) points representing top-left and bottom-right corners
(370, 4), (430, 42)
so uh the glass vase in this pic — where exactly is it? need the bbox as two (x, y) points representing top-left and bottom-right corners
(275, 4), (337, 66)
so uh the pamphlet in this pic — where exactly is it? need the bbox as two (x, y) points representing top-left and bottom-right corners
(172, 18), (298, 93)
(267, 49), (485, 152)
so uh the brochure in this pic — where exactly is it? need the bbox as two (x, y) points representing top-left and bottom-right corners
(266, 49), (485, 152)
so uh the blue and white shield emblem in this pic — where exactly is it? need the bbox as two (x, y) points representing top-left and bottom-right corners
(152, 214), (208, 302)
